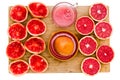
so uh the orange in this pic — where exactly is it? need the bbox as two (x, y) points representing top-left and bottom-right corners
(54, 36), (74, 56)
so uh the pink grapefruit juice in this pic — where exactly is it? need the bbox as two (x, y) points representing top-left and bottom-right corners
(52, 2), (77, 27)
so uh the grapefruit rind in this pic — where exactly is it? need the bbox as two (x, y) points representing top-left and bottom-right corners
(81, 57), (101, 76)
(78, 36), (97, 56)
(10, 5), (28, 22)
(29, 55), (48, 72)
(26, 18), (46, 36)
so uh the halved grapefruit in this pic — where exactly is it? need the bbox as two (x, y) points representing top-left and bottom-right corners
(78, 36), (97, 56)
(96, 45), (114, 64)
(28, 2), (48, 18)
(75, 16), (94, 35)
(94, 21), (112, 39)
(9, 60), (29, 75)
(6, 41), (25, 60)
(89, 3), (108, 21)
(81, 57), (101, 76)
(10, 5), (28, 22)
(29, 55), (48, 72)
(26, 18), (46, 36)
(24, 37), (46, 54)
(8, 23), (27, 40)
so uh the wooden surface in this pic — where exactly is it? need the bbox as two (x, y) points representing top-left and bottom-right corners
(9, 6), (110, 73)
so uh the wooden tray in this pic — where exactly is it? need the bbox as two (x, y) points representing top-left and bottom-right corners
(9, 6), (110, 73)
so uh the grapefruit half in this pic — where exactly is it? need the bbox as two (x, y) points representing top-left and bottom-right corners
(24, 37), (46, 54)
(79, 36), (97, 56)
(10, 5), (28, 22)
(75, 16), (94, 35)
(26, 18), (46, 36)
(8, 23), (27, 40)
(94, 21), (112, 39)
(29, 55), (48, 72)
(9, 60), (29, 75)
(81, 57), (101, 76)
(28, 2), (48, 18)
(96, 45), (114, 64)
(6, 41), (25, 60)
(89, 3), (108, 21)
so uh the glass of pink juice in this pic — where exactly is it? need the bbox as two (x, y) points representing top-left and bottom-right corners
(52, 2), (77, 27)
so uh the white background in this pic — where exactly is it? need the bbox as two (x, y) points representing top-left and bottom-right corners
(0, 0), (119, 80)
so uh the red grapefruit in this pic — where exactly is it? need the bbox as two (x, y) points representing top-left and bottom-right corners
(89, 3), (108, 21)
(94, 21), (112, 39)
(75, 16), (94, 35)
(9, 60), (29, 75)
(96, 45), (114, 64)
(81, 57), (101, 76)
(6, 41), (25, 60)
(28, 2), (48, 18)
(26, 18), (46, 36)
(29, 55), (48, 72)
(78, 36), (97, 56)
(24, 37), (46, 54)
(8, 23), (27, 40)
(10, 5), (28, 22)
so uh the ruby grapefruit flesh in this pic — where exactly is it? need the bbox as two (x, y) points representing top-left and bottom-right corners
(28, 2), (48, 18)
(79, 36), (97, 56)
(10, 5), (28, 22)
(6, 41), (25, 60)
(9, 23), (27, 40)
(9, 60), (29, 75)
(81, 57), (101, 76)
(49, 31), (78, 61)
(94, 22), (112, 39)
(52, 2), (77, 27)
(26, 18), (46, 36)
(24, 37), (45, 54)
(89, 3), (108, 21)
(29, 55), (48, 72)
(96, 45), (114, 64)
(76, 16), (94, 35)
